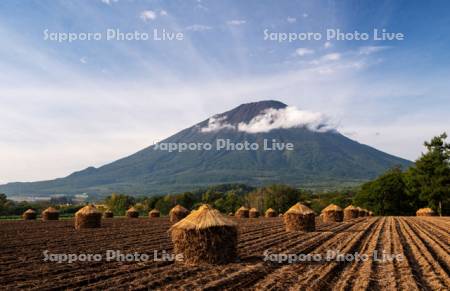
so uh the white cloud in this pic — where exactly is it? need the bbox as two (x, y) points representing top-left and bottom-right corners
(227, 20), (246, 26)
(101, 0), (118, 5)
(140, 10), (157, 22)
(185, 24), (212, 32)
(295, 48), (314, 56)
(200, 115), (235, 132)
(237, 106), (334, 133)
(322, 53), (341, 61)
(303, 13), (309, 18)
(200, 107), (334, 134)
(287, 17), (296, 23)
(324, 41), (332, 49)
(160, 10), (168, 16)
(80, 57), (87, 64)
(358, 46), (390, 55)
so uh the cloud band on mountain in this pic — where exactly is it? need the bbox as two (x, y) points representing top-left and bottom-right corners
(201, 106), (334, 133)
(200, 115), (235, 132)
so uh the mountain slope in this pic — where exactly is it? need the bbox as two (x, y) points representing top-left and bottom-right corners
(0, 100), (412, 196)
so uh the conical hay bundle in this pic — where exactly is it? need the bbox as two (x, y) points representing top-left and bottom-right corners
(249, 208), (260, 218)
(228, 212), (234, 216)
(356, 207), (366, 217)
(321, 204), (343, 222)
(265, 208), (277, 217)
(416, 207), (435, 216)
(75, 205), (102, 229)
(284, 203), (315, 232)
(23, 209), (37, 220)
(103, 209), (114, 218)
(170, 205), (237, 264)
(235, 206), (249, 218)
(321, 204), (343, 212)
(42, 207), (60, 221)
(286, 203), (315, 215)
(149, 209), (160, 218)
(344, 205), (359, 220)
(126, 207), (139, 218)
(170, 205), (189, 223)
(368, 211), (374, 217)
(278, 213), (283, 217)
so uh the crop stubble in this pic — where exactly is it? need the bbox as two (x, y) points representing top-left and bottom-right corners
(0, 216), (448, 290)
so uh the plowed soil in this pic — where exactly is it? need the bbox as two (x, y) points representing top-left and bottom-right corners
(0, 216), (449, 290)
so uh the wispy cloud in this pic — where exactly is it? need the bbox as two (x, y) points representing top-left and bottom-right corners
(185, 24), (212, 32)
(227, 20), (246, 26)
(140, 10), (157, 22)
(100, 0), (118, 5)
(200, 116), (235, 132)
(287, 17), (296, 23)
(322, 53), (341, 61)
(358, 46), (390, 55)
(295, 48), (314, 57)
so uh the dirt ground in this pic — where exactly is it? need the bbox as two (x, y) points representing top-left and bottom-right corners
(0, 216), (449, 290)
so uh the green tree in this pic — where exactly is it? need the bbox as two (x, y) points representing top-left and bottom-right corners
(405, 133), (450, 216)
(213, 198), (226, 212)
(176, 192), (196, 210)
(222, 190), (244, 213)
(247, 184), (300, 213)
(202, 190), (223, 203)
(0, 193), (8, 215)
(154, 195), (174, 215)
(354, 167), (413, 215)
(104, 193), (135, 215)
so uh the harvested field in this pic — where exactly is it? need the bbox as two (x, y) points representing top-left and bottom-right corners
(0, 216), (449, 290)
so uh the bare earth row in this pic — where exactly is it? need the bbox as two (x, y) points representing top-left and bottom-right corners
(0, 216), (448, 290)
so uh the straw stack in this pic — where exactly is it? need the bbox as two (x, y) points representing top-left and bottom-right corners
(357, 207), (367, 217)
(283, 203), (315, 232)
(416, 207), (435, 216)
(235, 206), (249, 218)
(265, 208), (277, 218)
(249, 208), (260, 218)
(42, 207), (59, 221)
(170, 204), (238, 265)
(149, 209), (160, 218)
(344, 205), (359, 221)
(169, 205), (189, 223)
(321, 204), (343, 222)
(22, 209), (37, 220)
(126, 207), (139, 218)
(75, 205), (102, 229)
(103, 209), (114, 218)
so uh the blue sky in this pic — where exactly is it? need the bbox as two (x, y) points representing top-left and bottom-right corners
(0, 0), (449, 183)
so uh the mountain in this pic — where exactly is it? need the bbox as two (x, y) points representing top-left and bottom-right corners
(0, 100), (412, 197)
